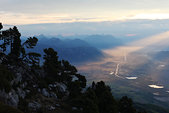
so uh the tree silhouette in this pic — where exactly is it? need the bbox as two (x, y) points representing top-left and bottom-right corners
(27, 52), (41, 67)
(43, 48), (61, 82)
(22, 37), (38, 49)
(0, 23), (40, 65)
(119, 96), (136, 113)
(94, 81), (118, 113)
(10, 26), (21, 59)
(0, 23), (3, 30)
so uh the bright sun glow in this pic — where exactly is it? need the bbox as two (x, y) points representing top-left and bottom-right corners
(129, 13), (169, 20)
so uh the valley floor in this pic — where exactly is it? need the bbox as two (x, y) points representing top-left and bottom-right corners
(77, 48), (169, 111)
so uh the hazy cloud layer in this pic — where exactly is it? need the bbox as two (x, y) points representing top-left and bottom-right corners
(1, 0), (169, 24)
(15, 19), (169, 37)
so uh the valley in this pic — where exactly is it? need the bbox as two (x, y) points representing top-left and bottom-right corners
(77, 46), (169, 109)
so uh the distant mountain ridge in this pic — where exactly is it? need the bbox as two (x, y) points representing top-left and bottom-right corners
(25, 35), (104, 63)
(17, 19), (169, 38)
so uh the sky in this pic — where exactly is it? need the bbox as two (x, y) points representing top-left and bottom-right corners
(1, 0), (169, 25)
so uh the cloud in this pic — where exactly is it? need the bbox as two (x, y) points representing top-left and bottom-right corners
(0, 11), (115, 25)
(0, 11), (70, 25)
(128, 13), (169, 20)
(1, 0), (169, 25)
(125, 34), (137, 37)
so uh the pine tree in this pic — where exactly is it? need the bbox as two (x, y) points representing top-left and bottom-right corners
(119, 96), (136, 113)
(94, 81), (118, 113)
(43, 48), (61, 82)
